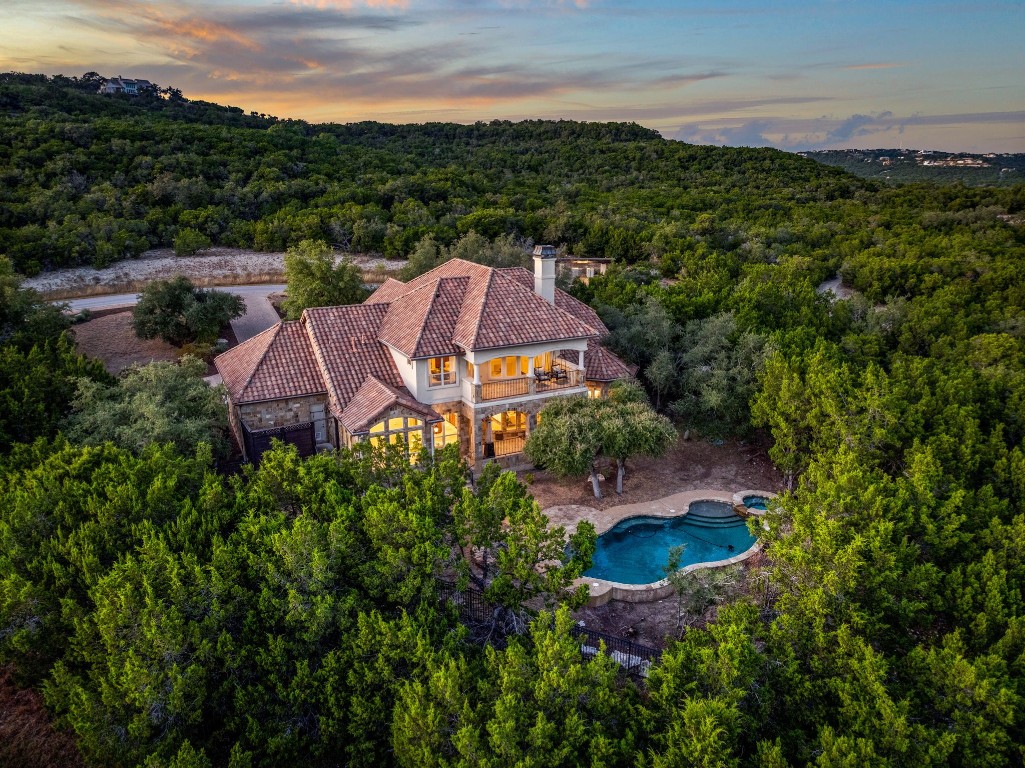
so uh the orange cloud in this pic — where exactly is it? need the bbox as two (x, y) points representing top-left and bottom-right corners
(154, 17), (263, 53)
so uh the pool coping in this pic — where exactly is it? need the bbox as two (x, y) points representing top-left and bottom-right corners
(551, 488), (777, 607)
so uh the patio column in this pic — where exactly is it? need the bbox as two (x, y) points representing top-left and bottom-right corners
(578, 349), (585, 368)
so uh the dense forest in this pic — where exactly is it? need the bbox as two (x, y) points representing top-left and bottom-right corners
(2, 72), (1025, 767)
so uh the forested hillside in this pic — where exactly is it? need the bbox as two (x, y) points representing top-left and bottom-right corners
(2, 72), (1025, 767)
(0, 71), (968, 277)
(803, 148), (1025, 186)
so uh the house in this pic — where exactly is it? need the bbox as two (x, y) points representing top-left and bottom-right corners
(98, 77), (154, 95)
(215, 246), (634, 467)
(557, 256), (612, 285)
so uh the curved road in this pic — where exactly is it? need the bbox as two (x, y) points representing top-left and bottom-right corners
(65, 284), (287, 344)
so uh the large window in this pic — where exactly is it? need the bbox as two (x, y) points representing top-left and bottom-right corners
(485, 355), (545, 380)
(487, 410), (528, 457)
(433, 412), (459, 450)
(428, 356), (457, 387)
(369, 416), (424, 459)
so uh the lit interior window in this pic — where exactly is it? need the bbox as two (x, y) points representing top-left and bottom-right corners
(428, 356), (457, 387)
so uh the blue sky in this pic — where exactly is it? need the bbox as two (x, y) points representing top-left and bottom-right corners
(2, 0), (1023, 151)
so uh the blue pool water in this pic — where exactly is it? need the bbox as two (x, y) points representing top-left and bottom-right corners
(583, 501), (758, 585)
(743, 495), (769, 511)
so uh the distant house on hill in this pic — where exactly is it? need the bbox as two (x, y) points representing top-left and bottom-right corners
(215, 246), (634, 467)
(98, 77), (154, 95)
(557, 256), (612, 285)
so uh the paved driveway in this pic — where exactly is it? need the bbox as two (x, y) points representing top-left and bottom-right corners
(63, 284), (286, 343)
(227, 285), (285, 342)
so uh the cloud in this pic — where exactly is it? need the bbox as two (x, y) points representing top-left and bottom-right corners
(671, 110), (1025, 150)
(825, 111), (893, 142)
(46, 0), (731, 113)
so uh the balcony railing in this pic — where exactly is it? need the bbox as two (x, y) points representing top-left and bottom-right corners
(494, 434), (526, 457)
(473, 367), (584, 403)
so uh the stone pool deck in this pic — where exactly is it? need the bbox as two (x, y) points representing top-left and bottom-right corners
(546, 488), (776, 607)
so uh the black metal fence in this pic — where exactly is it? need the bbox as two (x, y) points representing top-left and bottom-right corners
(437, 580), (660, 675)
(241, 420), (315, 465)
(570, 626), (660, 674)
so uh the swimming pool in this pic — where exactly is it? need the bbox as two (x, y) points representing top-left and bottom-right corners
(743, 495), (769, 511)
(583, 501), (758, 585)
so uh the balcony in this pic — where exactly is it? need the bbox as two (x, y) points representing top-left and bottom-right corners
(472, 366), (584, 403)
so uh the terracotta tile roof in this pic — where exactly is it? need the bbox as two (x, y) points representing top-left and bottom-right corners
(215, 322), (326, 403)
(378, 277), (467, 358)
(302, 304), (403, 418)
(560, 340), (636, 382)
(218, 258), (632, 430)
(372, 260), (599, 351)
(468, 270), (597, 349)
(365, 278), (409, 305)
(499, 266), (609, 335)
(339, 376), (441, 434)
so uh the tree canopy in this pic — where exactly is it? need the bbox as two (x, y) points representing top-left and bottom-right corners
(132, 276), (244, 346)
(1, 71), (1024, 768)
(282, 239), (367, 319)
(525, 382), (676, 498)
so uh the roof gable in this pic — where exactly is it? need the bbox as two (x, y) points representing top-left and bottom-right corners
(369, 259), (599, 352)
(301, 304), (407, 418)
(378, 276), (467, 358)
(339, 376), (440, 434)
(215, 322), (325, 403)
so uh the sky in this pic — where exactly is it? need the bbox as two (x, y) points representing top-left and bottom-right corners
(2, 0), (1024, 153)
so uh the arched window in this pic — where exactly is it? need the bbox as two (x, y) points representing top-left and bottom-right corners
(369, 416), (424, 459)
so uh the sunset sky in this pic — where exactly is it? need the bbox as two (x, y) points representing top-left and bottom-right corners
(2, 0), (1023, 152)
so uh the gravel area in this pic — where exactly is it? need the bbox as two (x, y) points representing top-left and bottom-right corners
(24, 247), (404, 298)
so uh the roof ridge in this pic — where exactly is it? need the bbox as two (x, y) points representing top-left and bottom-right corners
(403, 279), (440, 360)
(302, 309), (349, 415)
(236, 323), (281, 401)
(468, 269), (497, 350)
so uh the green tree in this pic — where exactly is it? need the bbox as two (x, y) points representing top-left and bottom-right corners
(453, 463), (596, 632)
(133, 277), (244, 345)
(283, 239), (367, 319)
(0, 335), (112, 451)
(525, 383), (676, 498)
(0, 256), (70, 351)
(173, 227), (212, 257)
(392, 606), (636, 768)
(669, 312), (765, 438)
(65, 356), (229, 455)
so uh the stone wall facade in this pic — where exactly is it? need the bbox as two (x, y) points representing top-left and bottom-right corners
(238, 394), (331, 440)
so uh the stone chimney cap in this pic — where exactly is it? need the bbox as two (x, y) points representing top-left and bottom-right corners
(533, 244), (557, 258)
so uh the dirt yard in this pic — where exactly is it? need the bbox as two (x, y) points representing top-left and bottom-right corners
(524, 433), (783, 650)
(0, 666), (85, 768)
(72, 311), (181, 375)
(526, 432), (782, 511)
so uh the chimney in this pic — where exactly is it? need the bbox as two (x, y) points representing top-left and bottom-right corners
(533, 244), (557, 304)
